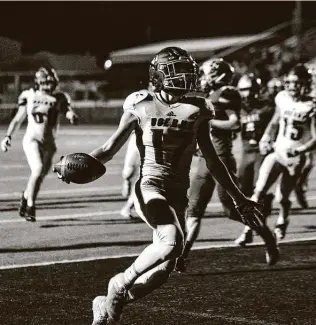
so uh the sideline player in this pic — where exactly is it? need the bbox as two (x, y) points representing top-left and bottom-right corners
(175, 58), (245, 272)
(236, 63), (316, 242)
(235, 73), (275, 246)
(1, 67), (78, 222)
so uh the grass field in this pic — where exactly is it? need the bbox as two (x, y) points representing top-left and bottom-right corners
(0, 126), (315, 325)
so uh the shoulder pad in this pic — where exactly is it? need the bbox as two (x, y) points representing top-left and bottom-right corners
(55, 92), (71, 105)
(182, 95), (215, 119)
(18, 88), (33, 106)
(123, 90), (152, 111)
(274, 90), (287, 107)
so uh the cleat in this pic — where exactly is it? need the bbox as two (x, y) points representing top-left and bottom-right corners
(294, 187), (308, 209)
(175, 256), (190, 273)
(235, 229), (253, 247)
(25, 205), (36, 222)
(105, 273), (128, 322)
(120, 207), (135, 219)
(265, 235), (280, 266)
(274, 220), (290, 240)
(92, 296), (108, 325)
(19, 192), (27, 217)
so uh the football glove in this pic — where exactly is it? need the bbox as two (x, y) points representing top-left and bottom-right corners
(66, 111), (79, 125)
(234, 199), (265, 228)
(1, 135), (11, 152)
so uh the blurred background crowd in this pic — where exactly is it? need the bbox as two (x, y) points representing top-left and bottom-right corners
(0, 1), (315, 124)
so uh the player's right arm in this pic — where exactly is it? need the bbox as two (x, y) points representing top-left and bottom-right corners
(259, 104), (280, 155)
(89, 111), (138, 164)
(1, 91), (28, 152)
(89, 91), (145, 164)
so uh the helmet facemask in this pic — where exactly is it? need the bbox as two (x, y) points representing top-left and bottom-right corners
(201, 58), (234, 91)
(237, 74), (261, 110)
(149, 48), (198, 98)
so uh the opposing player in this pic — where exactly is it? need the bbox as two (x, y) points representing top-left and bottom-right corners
(175, 58), (248, 272)
(57, 47), (278, 324)
(120, 131), (140, 218)
(236, 63), (316, 242)
(235, 73), (275, 246)
(1, 67), (78, 222)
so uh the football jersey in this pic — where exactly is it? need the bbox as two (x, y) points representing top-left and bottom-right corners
(240, 100), (274, 153)
(209, 86), (242, 156)
(274, 90), (316, 166)
(123, 90), (214, 188)
(19, 88), (70, 144)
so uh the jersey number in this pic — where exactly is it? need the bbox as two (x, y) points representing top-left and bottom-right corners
(152, 129), (193, 167)
(32, 112), (45, 124)
(283, 118), (303, 141)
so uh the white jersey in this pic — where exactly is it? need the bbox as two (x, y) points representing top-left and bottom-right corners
(20, 88), (70, 145)
(274, 90), (316, 166)
(123, 89), (214, 188)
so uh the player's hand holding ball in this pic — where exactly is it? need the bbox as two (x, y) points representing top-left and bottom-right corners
(53, 153), (106, 184)
(1, 135), (11, 152)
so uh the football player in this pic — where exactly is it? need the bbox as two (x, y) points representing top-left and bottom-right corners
(1, 67), (78, 222)
(57, 47), (277, 324)
(235, 73), (275, 246)
(236, 63), (316, 243)
(175, 58), (253, 272)
(120, 131), (140, 218)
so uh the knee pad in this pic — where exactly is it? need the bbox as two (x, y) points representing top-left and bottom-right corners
(155, 224), (184, 259)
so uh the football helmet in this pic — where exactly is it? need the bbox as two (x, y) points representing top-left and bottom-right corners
(199, 58), (234, 92)
(237, 73), (261, 109)
(35, 67), (59, 93)
(149, 47), (198, 97)
(284, 63), (312, 99)
(267, 78), (283, 96)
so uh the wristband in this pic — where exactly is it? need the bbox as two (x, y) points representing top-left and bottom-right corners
(5, 135), (11, 140)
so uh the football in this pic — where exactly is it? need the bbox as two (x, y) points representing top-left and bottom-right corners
(53, 153), (106, 184)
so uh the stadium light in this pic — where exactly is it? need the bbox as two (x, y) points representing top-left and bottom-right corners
(104, 59), (112, 70)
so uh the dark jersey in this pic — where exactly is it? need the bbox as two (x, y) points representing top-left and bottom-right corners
(240, 99), (274, 153)
(209, 86), (242, 156)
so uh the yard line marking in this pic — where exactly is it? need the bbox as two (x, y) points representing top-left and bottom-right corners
(144, 306), (285, 325)
(0, 185), (122, 199)
(0, 168), (123, 181)
(0, 210), (122, 224)
(0, 236), (315, 270)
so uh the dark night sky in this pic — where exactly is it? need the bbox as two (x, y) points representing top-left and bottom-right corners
(0, 1), (315, 57)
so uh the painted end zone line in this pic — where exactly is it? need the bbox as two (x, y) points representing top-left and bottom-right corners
(0, 236), (315, 270)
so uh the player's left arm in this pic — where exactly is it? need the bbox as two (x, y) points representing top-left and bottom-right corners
(197, 119), (264, 227)
(61, 93), (78, 125)
(197, 119), (244, 203)
(210, 109), (240, 130)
